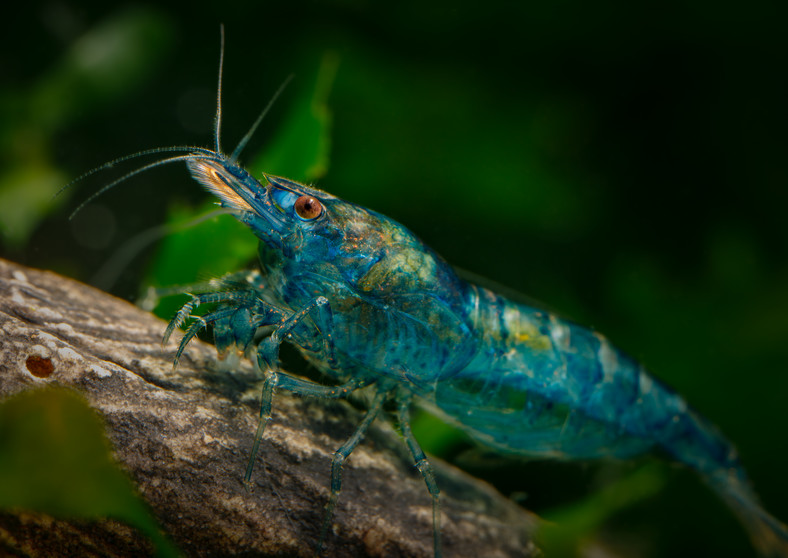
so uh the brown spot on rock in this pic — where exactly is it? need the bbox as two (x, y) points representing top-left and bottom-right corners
(26, 355), (54, 378)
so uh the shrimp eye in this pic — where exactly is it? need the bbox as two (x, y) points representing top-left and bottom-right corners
(294, 195), (323, 220)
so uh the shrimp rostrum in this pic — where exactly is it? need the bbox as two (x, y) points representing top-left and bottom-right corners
(74, 38), (788, 558)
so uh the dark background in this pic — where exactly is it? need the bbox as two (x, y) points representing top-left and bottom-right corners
(2, 1), (787, 556)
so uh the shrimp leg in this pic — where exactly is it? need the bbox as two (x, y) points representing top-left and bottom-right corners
(275, 374), (367, 397)
(165, 287), (291, 364)
(245, 296), (331, 485)
(316, 390), (387, 556)
(398, 394), (442, 558)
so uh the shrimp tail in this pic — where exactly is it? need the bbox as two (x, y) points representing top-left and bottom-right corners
(707, 468), (788, 557)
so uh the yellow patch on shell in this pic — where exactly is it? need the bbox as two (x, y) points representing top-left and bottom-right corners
(503, 305), (552, 352)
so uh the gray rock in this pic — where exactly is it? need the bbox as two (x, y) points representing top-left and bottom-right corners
(0, 258), (538, 557)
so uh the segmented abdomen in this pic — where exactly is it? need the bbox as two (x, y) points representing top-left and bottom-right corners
(428, 286), (741, 477)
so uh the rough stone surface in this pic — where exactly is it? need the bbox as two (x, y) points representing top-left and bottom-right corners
(0, 258), (539, 557)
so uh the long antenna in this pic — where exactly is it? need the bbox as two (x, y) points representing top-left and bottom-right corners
(214, 24), (226, 153)
(69, 154), (213, 219)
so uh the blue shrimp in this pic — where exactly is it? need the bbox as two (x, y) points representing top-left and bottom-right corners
(73, 32), (788, 558)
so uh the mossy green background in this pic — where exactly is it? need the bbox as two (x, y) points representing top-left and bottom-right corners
(2, 2), (787, 556)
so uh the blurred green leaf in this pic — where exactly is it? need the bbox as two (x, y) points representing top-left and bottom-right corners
(248, 50), (340, 182)
(410, 408), (468, 457)
(0, 165), (65, 246)
(147, 205), (257, 288)
(537, 464), (666, 557)
(0, 387), (179, 557)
